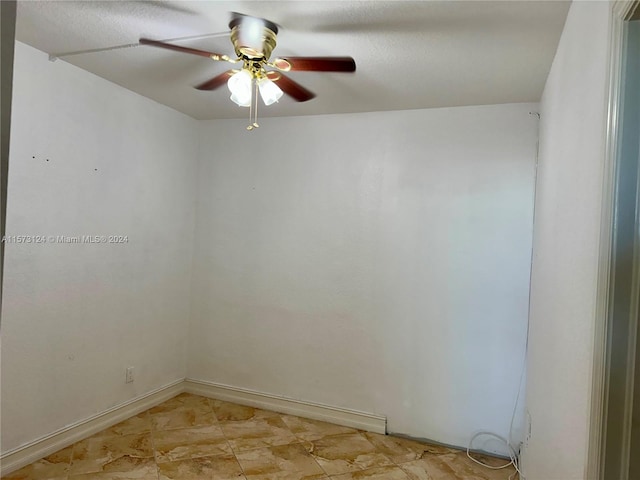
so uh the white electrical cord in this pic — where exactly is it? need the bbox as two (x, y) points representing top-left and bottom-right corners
(464, 261), (529, 480)
(466, 432), (521, 480)
(465, 329), (528, 479)
(466, 345), (527, 480)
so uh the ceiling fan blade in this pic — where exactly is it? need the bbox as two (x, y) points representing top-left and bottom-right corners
(273, 56), (356, 73)
(267, 72), (316, 102)
(139, 38), (225, 59)
(195, 70), (236, 91)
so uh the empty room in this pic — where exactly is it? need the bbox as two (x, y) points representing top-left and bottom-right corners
(1, 1), (638, 480)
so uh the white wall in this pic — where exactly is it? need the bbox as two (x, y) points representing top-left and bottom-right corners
(190, 104), (538, 453)
(1, 42), (539, 459)
(522, 2), (612, 478)
(0, 42), (198, 452)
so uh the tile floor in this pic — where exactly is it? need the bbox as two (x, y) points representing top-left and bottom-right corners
(3, 393), (517, 480)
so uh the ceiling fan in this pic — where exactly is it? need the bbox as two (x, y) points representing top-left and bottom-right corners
(139, 13), (356, 130)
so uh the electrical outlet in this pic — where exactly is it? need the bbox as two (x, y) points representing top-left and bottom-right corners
(126, 366), (134, 384)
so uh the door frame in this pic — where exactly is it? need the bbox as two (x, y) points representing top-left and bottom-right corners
(589, 1), (640, 478)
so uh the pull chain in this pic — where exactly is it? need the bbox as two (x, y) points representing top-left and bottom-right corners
(253, 80), (259, 129)
(247, 79), (254, 131)
(247, 77), (260, 131)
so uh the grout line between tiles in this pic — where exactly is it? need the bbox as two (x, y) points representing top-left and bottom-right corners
(145, 410), (161, 480)
(208, 396), (248, 480)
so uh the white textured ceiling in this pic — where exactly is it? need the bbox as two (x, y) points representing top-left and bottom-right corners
(16, 1), (569, 120)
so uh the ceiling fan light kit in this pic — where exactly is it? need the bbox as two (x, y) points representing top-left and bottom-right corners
(139, 12), (356, 131)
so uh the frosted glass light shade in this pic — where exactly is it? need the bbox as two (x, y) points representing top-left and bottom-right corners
(258, 78), (283, 106)
(228, 70), (252, 107)
(230, 91), (251, 107)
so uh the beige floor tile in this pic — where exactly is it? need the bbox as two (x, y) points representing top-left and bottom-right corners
(307, 433), (392, 476)
(157, 453), (245, 480)
(399, 452), (516, 480)
(330, 465), (411, 479)
(362, 432), (458, 464)
(8, 397), (515, 480)
(67, 461), (158, 479)
(465, 452), (515, 470)
(93, 412), (152, 439)
(148, 394), (212, 418)
(211, 400), (278, 422)
(150, 393), (212, 414)
(280, 415), (358, 442)
(2, 445), (73, 480)
(153, 424), (232, 463)
(235, 443), (326, 480)
(453, 453), (516, 480)
(149, 393), (217, 430)
(209, 453), (247, 480)
(220, 416), (297, 453)
(158, 456), (214, 480)
(69, 433), (154, 476)
(445, 452), (515, 480)
(149, 393), (217, 431)
(151, 408), (218, 431)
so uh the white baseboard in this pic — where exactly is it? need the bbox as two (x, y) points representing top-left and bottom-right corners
(184, 378), (387, 435)
(0, 379), (184, 476)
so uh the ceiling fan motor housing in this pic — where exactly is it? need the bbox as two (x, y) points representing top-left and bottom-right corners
(229, 16), (279, 61)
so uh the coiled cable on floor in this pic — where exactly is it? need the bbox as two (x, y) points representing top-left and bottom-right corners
(465, 326), (528, 480)
(466, 431), (523, 480)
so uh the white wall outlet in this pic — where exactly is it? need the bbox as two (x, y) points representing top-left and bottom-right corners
(125, 366), (134, 384)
